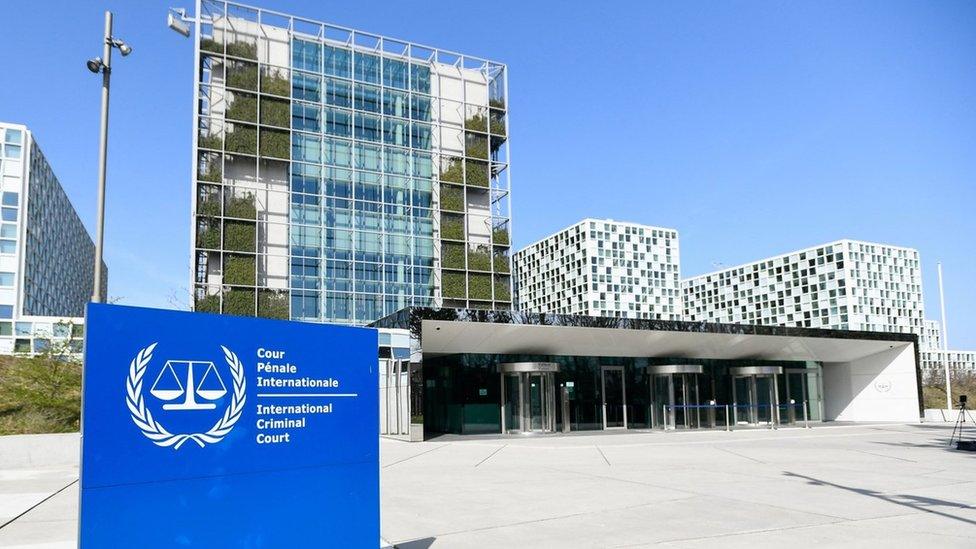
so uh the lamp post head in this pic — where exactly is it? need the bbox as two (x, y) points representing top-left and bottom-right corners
(86, 57), (104, 73)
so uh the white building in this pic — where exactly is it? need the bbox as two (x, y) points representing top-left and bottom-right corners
(0, 122), (105, 355)
(921, 319), (942, 350)
(921, 350), (976, 373)
(682, 239), (925, 336)
(513, 219), (681, 319)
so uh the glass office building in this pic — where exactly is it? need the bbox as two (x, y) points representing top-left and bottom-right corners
(0, 122), (103, 355)
(190, 1), (512, 324)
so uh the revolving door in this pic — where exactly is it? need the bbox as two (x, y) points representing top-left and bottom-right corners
(729, 366), (783, 426)
(648, 364), (704, 429)
(500, 362), (559, 434)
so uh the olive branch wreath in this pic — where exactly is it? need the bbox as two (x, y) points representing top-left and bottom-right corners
(125, 343), (246, 450)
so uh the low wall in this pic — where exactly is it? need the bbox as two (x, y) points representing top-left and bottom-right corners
(822, 343), (920, 422)
(0, 432), (79, 469)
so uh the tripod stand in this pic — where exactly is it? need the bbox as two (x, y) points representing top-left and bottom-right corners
(948, 400), (976, 449)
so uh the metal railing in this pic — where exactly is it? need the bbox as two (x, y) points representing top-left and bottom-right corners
(663, 401), (810, 431)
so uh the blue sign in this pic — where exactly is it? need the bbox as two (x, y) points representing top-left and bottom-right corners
(80, 304), (379, 547)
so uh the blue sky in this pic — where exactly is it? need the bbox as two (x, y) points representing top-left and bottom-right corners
(0, 1), (973, 346)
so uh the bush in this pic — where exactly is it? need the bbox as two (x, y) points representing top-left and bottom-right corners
(195, 293), (220, 313)
(198, 159), (222, 182)
(200, 38), (222, 55)
(441, 215), (464, 241)
(465, 113), (487, 133)
(467, 246), (491, 271)
(199, 133), (223, 151)
(226, 125), (257, 155)
(260, 129), (290, 159)
(260, 97), (290, 128)
(226, 193), (256, 219)
(440, 157), (464, 184)
(0, 355), (81, 435)
(494, 277), (511, 301)
(489, 110), (506, 136)
(223, 220), (255, 252)
(442, 272), (466, 298)
(489, 98), (506, 110)
(261, 69), (290, 97)
(196, 222), (220, 249)
(223, 288), (255, 316)
(258, 290), (289, 319)
(197, 197), (221, 217)
(493, 252), (510, 273)
(224, 254), (255, 286)
(227, 93), (258, 122)
(493, 227), (510, 245)
(465, 160), (489, 187)
(440, 184), (464, 212)
(227, 61), (258, 91)
(468, 274), (492, 301)
(465, 134), (488, 160)
(922, 368), (976, 409)
(442, 242), (465, 269)
(226, 40), (257, 60)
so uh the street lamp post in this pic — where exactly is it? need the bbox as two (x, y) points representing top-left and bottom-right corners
(87, 11), (131, 303)
(938, 262), (951, 410)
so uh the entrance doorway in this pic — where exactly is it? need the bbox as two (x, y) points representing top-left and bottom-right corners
(648, 364), (703, 429)
(601, 366), (627, 429)
(500, 362), (559, 434)
(729, 366), (783, 426)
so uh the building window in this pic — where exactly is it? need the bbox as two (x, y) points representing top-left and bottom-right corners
(0, 272), (13, 286)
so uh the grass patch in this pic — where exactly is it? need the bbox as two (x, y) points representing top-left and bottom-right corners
(0, 355), (81, 435)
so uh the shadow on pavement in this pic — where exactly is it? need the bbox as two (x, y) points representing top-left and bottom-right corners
(394, 537), (437, 548)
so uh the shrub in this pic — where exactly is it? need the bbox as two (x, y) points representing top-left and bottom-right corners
(227, 61), (258, 91)
(225, 40), (257, 60)
(223, 288), (255, 316)
(260, 129), (290, 159)
(258, 290), (289, 319)
(441, 215), (464, 241)
(465, 135), (488, 160)
(489, 98), (506, 110)
(195, 293), (220, 313)
(224, 254), (255, 286)
(198, 159), (222, 182)
(494, 277), (511, 301)
(440, 184), (464, 212)
(442, 272), (466, 298)
(467, 246), (491, 271)
(199, 133), (223, 151)
(0, 355), (82, 435)
(196, 222), (220, 249)
(465, 113), (487, 133)
(465, 160), (489, 187)
(227, 93), (257, 122)
(226, 193), (256, 219)
(489, 110), (506, 136)
(260, 97), (290, 128)
(442, 242), (465, 269)
(197, 196), (221, 217)
(226, 125), (257, 155)
(261, 69), (290, 96)
(468, 274), (492, 301)
(440, 157), (464, 184)
(223, 220), (255, 252)
(493, 227), (510, 245)
(200, 38), (222, 55)
(493, 252), (510, 273)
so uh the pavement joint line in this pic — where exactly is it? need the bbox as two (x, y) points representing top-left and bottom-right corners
(0, 478), (78, 531)
(473, 445), (506, 468)
(381, 444), (448, 469)
(596, 446), (611, 466)
(711, 445), (766, 464)
(850, 448), (917, 463)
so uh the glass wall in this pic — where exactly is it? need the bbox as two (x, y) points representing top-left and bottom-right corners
(421, 354), (822, 437)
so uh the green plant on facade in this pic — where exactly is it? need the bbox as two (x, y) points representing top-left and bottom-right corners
(468, 274), (492, 301)
(260, 129), (290, 159)
(227, 93), (258, 122)
(258, 290), (289, 319)
(197, 197), (221, 217)
(439, 184), (464, 212)
(225, 193), (257, 219)
(464, 113), (487, 133)
(260, 97), (290, 128)
(493, 252), (510, 273)
(223, 254), (255, 286)
(489, 111), (506, 136)
(225, 125), (257, 155)
(494, 278), (512, 301)
(198, 159), (222, 182)
(489, 98), (506, 110)
(493, 227), (510, 245)
(261, 69), (290, 97)
(442, 272), (466, 299)
(467, 246), (491, 271)
(442, 242), (465, 269)
(194, 292), (220, 313)
(223, 288), (255, 316)
(196, 222), (220, 249)
(439, 157), (464, 184)
(440, 215), (464, 241)
(465, 160), (489, 187)
(225, 40), (257, 60)
(198, 133), (223, 151)
(200, 38), (223, 55)
(227, 61), (258, 91)
(465, 135), (488, 160)
(223, 220), (256, 252)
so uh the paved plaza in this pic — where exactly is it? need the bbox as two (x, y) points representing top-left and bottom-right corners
(2, 424), (975, 547)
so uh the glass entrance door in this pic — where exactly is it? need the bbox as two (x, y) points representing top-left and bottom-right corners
(501, 371), (556, 434)
(732, 374), (779, 426)
(601, 366), (627, 429)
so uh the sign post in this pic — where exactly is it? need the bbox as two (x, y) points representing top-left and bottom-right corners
(80, 304), (379, 547)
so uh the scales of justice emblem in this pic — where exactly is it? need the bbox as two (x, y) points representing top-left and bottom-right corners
(126, 343), (247, 449)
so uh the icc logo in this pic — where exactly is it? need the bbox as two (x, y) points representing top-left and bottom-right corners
(125, 343), (247, 450)
(875, 379), (892, 393)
